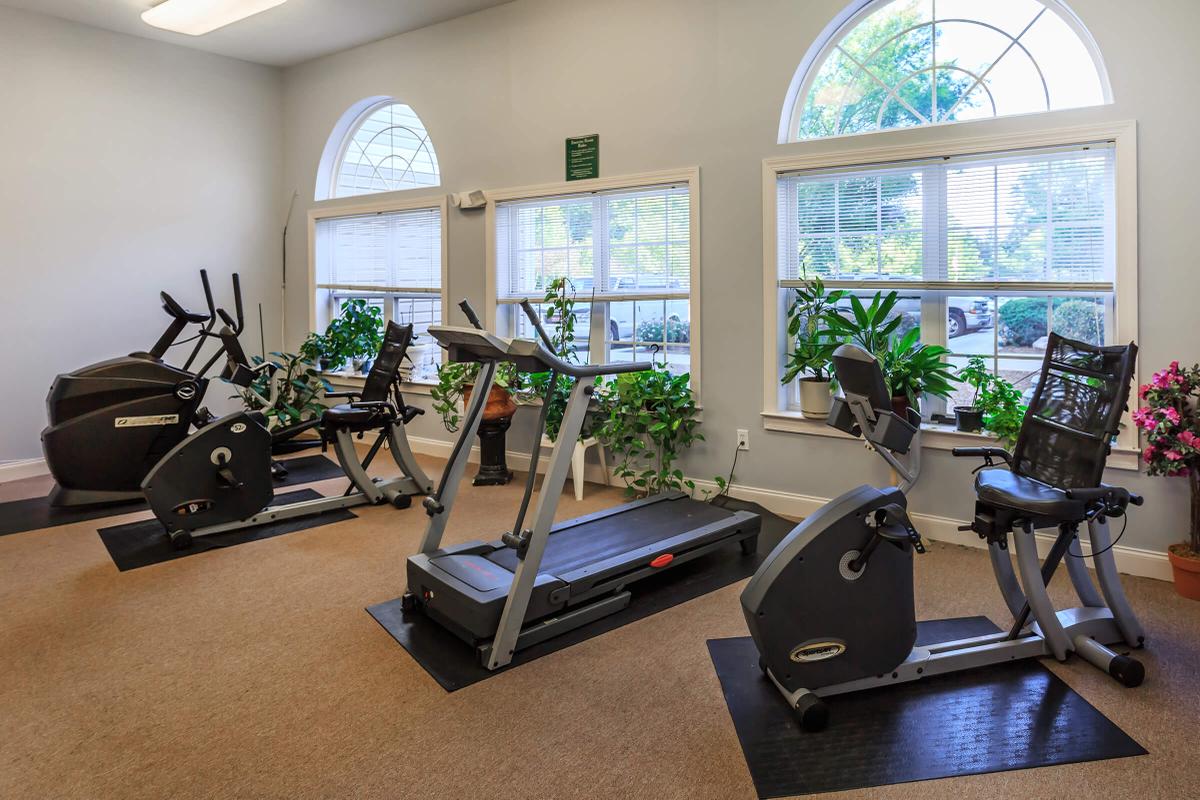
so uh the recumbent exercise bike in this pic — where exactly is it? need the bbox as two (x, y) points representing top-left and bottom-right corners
(742, 334), (1146, 731)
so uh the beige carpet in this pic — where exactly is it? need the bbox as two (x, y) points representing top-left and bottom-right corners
(2, 455), (1198, 799)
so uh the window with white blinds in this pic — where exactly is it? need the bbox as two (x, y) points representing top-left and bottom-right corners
(493, 180), (696, 379)
(314, 204), (444, 380)
(496, 183), (691, 302)
(316, 206), (442, 292)
(777, 143), (1115, 293)
(773, 141), (1123, 419)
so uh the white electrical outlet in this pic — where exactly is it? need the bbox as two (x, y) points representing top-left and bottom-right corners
(736, 429), (750, 451)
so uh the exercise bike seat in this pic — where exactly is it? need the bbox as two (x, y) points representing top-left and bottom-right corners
(975, 470), (1087, 521)
(322, 403), (392, 431)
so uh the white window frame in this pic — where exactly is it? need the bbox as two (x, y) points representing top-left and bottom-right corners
(761, 119), (1139, 467)
(307, 192), (450, 385)
(484, 167), (703, 402)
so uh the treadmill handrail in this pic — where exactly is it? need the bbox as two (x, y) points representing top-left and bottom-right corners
(429, 325), (651, 378)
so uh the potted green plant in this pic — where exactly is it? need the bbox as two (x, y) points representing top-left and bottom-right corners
(782, 274), (845, 419)
(977, 371), (1026, 447)
(595, 366), (704, 497)
(822, 291), (954, 416)
(235, 351), (331, 431)
(1133, 360), (1200, 599)
(954, 357), (991, 432)
(300, 331), (341, 373)
(878, 327), (956, 416)
(322, 299), (384, 374)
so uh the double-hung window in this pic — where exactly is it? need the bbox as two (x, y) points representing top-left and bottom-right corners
(766, 126), (1137, 452)
(312, 200), (447, 381)
(491, 173), (698, 387)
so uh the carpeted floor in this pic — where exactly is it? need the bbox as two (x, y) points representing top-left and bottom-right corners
(1, 454), (1198, 799)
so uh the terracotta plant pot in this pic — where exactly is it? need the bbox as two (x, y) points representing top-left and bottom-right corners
(462, 383), (517, 422)
(1168, 545), (1200, 601)
(798, 378), (833, 419)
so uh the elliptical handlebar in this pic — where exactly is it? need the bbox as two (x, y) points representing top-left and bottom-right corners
(200, 269), (215, 320)
(229, 273), (245, 334)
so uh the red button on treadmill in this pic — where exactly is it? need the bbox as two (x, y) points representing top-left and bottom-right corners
(650, 554), (674, 568)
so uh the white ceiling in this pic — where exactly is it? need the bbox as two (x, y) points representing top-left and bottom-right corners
(0, 0), (513, 66)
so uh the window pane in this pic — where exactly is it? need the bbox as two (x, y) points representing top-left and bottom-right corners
(334, 102), (439, 197)
(393, 296), (440, 338)
(515, 301), (591, 361)
(946, 296), (995, 351)
(792, 0), (1106, 141)
(1049, 295), (1107, 346)
(608, 301), (635, 342)
(997, 295), (1049, 355)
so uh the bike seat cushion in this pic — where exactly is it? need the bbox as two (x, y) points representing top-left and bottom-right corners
(975, 469), (1087, 522)
(322, 403), (391, 432)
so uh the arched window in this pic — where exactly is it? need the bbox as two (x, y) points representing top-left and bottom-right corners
(781, 0), (1110, 142)
(316, 98), (440, 200)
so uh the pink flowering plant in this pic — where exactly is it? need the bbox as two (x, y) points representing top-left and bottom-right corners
(1135, 360), (1200, 554)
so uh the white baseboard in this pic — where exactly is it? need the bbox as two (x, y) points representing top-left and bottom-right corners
(407, 435), (615, 485)
(688, 477), (1172, 583)
(0, 458), (49, 482)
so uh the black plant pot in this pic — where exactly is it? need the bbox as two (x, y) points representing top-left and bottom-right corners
(955, 406), (984, 433)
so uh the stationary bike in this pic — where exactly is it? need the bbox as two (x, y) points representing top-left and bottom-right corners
(742, 336), (1146, 731)
(141, 307), (433, 549)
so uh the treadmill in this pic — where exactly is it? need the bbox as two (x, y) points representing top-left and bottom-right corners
(403, 300), (761, 670)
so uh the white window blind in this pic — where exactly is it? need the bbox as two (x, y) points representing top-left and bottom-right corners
(777, 143), (1115, 293)
(316, 206), (441, 292)
(496, 183), (690, 302)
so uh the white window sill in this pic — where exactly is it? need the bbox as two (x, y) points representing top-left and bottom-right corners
(320, 371), (436, 396)
(760, 410), (1140, 471)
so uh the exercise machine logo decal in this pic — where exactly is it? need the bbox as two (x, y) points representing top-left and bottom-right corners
(172, 499), (214, 517)
(114, 414), (180, 428)
(790, 641), (847, 663)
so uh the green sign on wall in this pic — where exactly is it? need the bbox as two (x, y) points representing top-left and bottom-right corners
(566, 134), (599, 181)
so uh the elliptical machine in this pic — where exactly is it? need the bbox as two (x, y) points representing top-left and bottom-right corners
(41, 271), (245, 508)
(742, 337), (1146, 731)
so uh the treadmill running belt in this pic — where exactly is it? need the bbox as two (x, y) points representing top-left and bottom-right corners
(485, 495), (738, 575)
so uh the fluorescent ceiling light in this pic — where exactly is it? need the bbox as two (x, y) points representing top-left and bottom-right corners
(141, 0), (288, 36)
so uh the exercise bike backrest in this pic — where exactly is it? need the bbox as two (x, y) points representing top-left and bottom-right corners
(827, 343), (922, 490)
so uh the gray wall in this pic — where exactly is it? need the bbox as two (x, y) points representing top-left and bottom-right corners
(0, 6), (284, 461)
(5, 0), (1191, 553)
(279, 0), (1200, 553)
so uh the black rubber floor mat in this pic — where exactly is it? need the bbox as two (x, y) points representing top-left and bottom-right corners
(368, 498), (799, 691)
(98, 489), (357, 571)
(709, 617), (1147, 798)
(0, 455), (346, 538)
